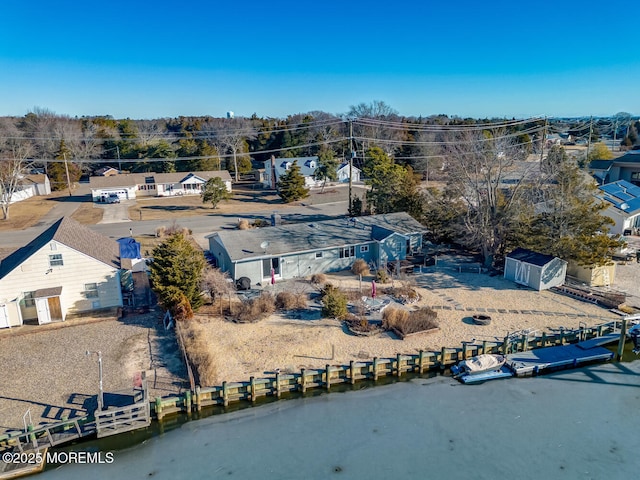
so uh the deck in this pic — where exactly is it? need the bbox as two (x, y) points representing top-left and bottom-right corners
(507, 343), (614, 377)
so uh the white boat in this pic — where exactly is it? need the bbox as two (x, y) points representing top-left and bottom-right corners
(451, 354), (507, 378)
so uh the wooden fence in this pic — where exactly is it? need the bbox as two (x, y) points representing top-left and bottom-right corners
(152, 319), (622, 419)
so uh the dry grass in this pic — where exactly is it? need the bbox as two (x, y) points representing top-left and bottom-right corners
(382, 307), (439, 335)
(231, 293), (276, 323)
(0, 196), (57, 230)
(275, 291), (308, 310)
(179, 321), (219, 386)
(237, 219), (250, 230)
(351, 258), (370, 277)
(310, 273), (327, 285)
(70, 202), (104, 224)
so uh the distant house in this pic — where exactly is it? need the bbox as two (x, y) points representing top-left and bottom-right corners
(337, 163), (361, 183)
(0, 217), (123, 329)
(207, 212), (426, 286)
(1, 174), (51, 204)
(588, 150), (640, 185)
(94, 166), (119, 176)
(89, 170), (232, 202)
(596, 180), (640, 235)
(504, 248), (567, 291)
(263, 156), (322, 189)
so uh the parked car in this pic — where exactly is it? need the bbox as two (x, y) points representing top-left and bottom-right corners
(106, 194), (120, 204)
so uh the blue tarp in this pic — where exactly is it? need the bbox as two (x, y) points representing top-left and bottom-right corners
(117, 237), (142, 259)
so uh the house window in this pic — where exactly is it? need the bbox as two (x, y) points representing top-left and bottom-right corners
(84, 283), (99, 298)
(315, 252), (323, 259)
(49, 254), (63, 267)
(23, 291), (35, 307)
(360, 245), (369, 253)
(339, 246), (355, 258)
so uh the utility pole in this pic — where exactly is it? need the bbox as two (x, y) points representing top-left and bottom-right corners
(585, 116), (593, 163)
(63, 152), (72, 197)
(348, 120), (353, 216)
(116, 145), (121, 172)
(539, 117), (548, 163)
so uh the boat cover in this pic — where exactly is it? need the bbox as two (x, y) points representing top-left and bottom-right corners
(463, 354), (505, 373)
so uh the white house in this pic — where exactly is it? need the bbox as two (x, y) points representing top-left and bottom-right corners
(1, 174), (51, 204)
(337, 163), (361, 183)
(263, 156), (322, 189)
(89, 171), (232, 202)
(0, 217), (123, 328)
(596, 180), (640, 235)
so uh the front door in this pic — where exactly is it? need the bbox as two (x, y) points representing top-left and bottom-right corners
(262, 257), (281, 280)
(48, 297), (63, 321)
(35, 297), (51, 324)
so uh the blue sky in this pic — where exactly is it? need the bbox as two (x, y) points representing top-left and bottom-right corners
(1, 0), (638, 119)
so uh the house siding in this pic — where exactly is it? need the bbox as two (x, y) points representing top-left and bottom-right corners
(504, 257), (566, 291)
(0, 241), (122, 326)
(226, 243), (377, 286)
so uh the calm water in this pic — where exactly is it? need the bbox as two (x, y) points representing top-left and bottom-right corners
(41, 360), (640, 480)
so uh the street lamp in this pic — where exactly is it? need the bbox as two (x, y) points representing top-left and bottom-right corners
(86, 350), (104, 410)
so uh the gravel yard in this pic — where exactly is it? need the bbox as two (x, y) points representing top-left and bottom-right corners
(0, 309), (187, 434)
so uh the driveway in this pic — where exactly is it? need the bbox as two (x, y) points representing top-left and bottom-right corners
(97, 199), (134, 223)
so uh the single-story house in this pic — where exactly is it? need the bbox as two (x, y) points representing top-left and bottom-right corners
(263, 156), (322, 189)
(337, 163), (361, 183)
(89, 170), (232, 202)
(94, 166), (119, 176)
(1, 174), (51, 204)
(588, 150), (640, 185)
(0, 217), (123, 328)
(207, 212), (426, 286)
(595, 180), (640, 235)
(504, 248), (567, 291)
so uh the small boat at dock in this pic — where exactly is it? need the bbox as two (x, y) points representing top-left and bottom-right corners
(451, 354), (513, 384)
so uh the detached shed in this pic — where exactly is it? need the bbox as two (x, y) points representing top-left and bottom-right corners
(504, 248), (567, 291)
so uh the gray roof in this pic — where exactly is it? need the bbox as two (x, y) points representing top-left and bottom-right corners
(209, 212), (425, 262)
(89, 170), (232, 188)
(506, 247), (559, 267)
(0, 217), (120, 280)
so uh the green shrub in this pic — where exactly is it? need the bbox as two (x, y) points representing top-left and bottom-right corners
(321, 284), (348, 319)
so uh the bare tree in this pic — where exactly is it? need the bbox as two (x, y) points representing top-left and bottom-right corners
(0, 118), (34, 220)
(216, 118), (257, 182)
(201, 267), (235, 314)
(347, 100), (406, 157)
(443, 128), (538, 267)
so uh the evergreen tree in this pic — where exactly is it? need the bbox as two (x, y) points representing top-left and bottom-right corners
(517, 147), (621, 266)
(314, 149), (339, 192)
(149, 232), (206, 314)
(277, 161), (309, 202)
(201, 177), (232, 208)
(363, 147), (422, 217)
(49, 140), (81, 191)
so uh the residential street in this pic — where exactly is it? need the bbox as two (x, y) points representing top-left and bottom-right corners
(1, 199), (350, 251)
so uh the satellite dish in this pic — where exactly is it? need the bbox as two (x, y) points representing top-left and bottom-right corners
(621, 203), (629, 210)
(260, 241), (269, 253)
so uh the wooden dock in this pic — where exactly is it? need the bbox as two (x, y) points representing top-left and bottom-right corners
(507, 343), (614, 377)
(0, 448), (48, 480)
